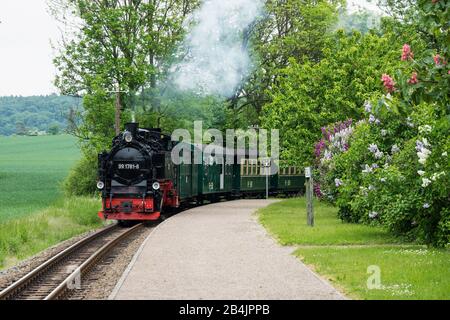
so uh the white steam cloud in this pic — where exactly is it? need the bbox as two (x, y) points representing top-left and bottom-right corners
(172, 0), (264, 98)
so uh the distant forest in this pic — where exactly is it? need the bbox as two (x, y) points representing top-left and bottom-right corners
(0, 95), (81, 136)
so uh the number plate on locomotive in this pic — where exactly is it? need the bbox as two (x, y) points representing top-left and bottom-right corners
(116, 162), (140, 170)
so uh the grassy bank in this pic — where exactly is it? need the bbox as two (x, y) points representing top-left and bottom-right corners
(0, 197), (103, 269)
(0, 135), (80, 222)
(259, 198), (450, 300)
(259, 198), (399, 245)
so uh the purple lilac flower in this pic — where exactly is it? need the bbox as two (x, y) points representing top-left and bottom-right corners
(371, 163), (379, 169)
(375, 151), (384, 159)
(423, 203), (430, 209)
(364, 101), (372, 113)
(314, 139), (326, 158)
(368, 144), (379, 153)
(416, 140), (424, 152)
(335, 178), (343, 187)
(314, 183), (323, 198)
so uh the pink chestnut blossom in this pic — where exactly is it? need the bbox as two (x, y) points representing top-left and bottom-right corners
(401, 44), (413, 61)
(408, 72), (418, 85)
(381, 74), (396, 93)
(434, 54), (441, 65)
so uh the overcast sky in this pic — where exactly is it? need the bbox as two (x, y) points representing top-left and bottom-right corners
(0, 0), (60, 96)
(0, 0), (383, 97)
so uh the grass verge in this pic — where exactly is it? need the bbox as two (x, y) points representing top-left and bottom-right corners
(259, 198), (450, 300)
(0, 197), (104, 269)
(259, 198), (399, 245)
(296, 246), (449, 300)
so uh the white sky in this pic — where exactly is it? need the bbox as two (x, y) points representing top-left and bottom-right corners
(0, 0), (384, 97)
(347, 0), (384, 14)
(0, 0), (60, 96)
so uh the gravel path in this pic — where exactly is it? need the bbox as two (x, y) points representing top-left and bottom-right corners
(111, 200), (346, 300)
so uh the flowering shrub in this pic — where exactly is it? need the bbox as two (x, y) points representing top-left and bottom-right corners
(314, 120), (354, 200)
(315, 2), (449, 246)
(318, 98), (449, 245)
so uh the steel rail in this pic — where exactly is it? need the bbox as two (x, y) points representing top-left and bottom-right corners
(45, 223), (143, 300)
(0, 223), (119, 300)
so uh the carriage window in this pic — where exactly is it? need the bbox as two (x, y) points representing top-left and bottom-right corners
(252, 160), (257, 176)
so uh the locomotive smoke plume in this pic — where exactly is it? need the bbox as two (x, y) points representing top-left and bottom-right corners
(171, 0), (264, 98)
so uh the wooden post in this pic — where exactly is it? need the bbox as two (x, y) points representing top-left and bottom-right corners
(305, 167), (314, 226)
(114, 85), (121, 135)
(262, 158), (271, 200)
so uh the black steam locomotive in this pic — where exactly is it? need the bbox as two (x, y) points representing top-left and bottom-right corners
(97, 123), (305, 223)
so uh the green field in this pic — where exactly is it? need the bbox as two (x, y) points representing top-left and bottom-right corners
(0, 135), (105, 269)
(259, 198), (450, 300)
(0, 135), (80, 222)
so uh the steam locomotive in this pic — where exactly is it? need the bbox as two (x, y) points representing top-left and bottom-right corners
(97, 123), (305, 223)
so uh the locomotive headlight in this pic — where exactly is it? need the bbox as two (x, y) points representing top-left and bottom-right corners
(124, 131), (133, 143)
(97, 181), (105, 190)
(152, 181), (160, 190)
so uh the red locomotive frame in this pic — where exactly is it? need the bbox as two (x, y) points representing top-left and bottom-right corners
(98, 180), (179, 221)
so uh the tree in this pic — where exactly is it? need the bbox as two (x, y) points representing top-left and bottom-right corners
(15, 122), (28, 136)
(226, 0), (341, 126)
(52, 0), (199, 151)
(260, 21), (427, 165)
(48, 124), (60, 135)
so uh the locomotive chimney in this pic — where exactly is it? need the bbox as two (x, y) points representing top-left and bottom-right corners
(125, 123), (139, 136)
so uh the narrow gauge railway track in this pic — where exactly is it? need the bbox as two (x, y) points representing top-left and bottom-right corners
(0, 223), (144, 300)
